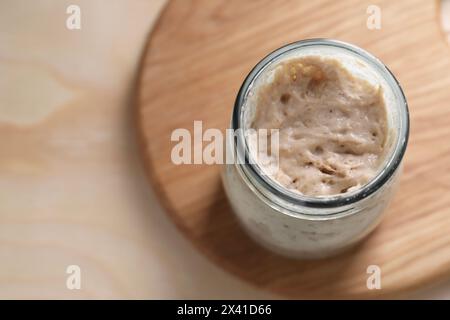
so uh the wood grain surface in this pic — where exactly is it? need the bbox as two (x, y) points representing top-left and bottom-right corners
(136, 0), (450, 298)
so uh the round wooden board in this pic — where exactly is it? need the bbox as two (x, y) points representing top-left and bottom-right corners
(136, 0), (450, 298)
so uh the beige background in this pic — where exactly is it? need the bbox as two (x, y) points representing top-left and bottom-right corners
(0, 0), (449, 299)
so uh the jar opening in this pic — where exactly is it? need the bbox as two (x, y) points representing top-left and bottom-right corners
(232, 39), (409, 210)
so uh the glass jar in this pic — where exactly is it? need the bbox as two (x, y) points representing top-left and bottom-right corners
(221, 39), (409, 259)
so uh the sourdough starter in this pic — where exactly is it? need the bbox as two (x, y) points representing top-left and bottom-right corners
(249, 56), (388, 196)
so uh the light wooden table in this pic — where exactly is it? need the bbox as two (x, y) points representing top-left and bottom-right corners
(0, 0), (449, 299)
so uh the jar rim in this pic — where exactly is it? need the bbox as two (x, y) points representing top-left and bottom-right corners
(232, 39), (409, 211)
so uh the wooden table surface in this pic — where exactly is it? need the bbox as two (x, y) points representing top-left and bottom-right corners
(1, 0), (450, 299)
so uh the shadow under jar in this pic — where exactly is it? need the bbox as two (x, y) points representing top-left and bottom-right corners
(221, 39), (409, 259)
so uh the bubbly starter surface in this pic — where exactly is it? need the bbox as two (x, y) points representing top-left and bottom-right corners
(249, 56), (388, 196)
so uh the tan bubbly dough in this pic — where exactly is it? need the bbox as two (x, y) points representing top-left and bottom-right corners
(249, 56), (388, 196)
